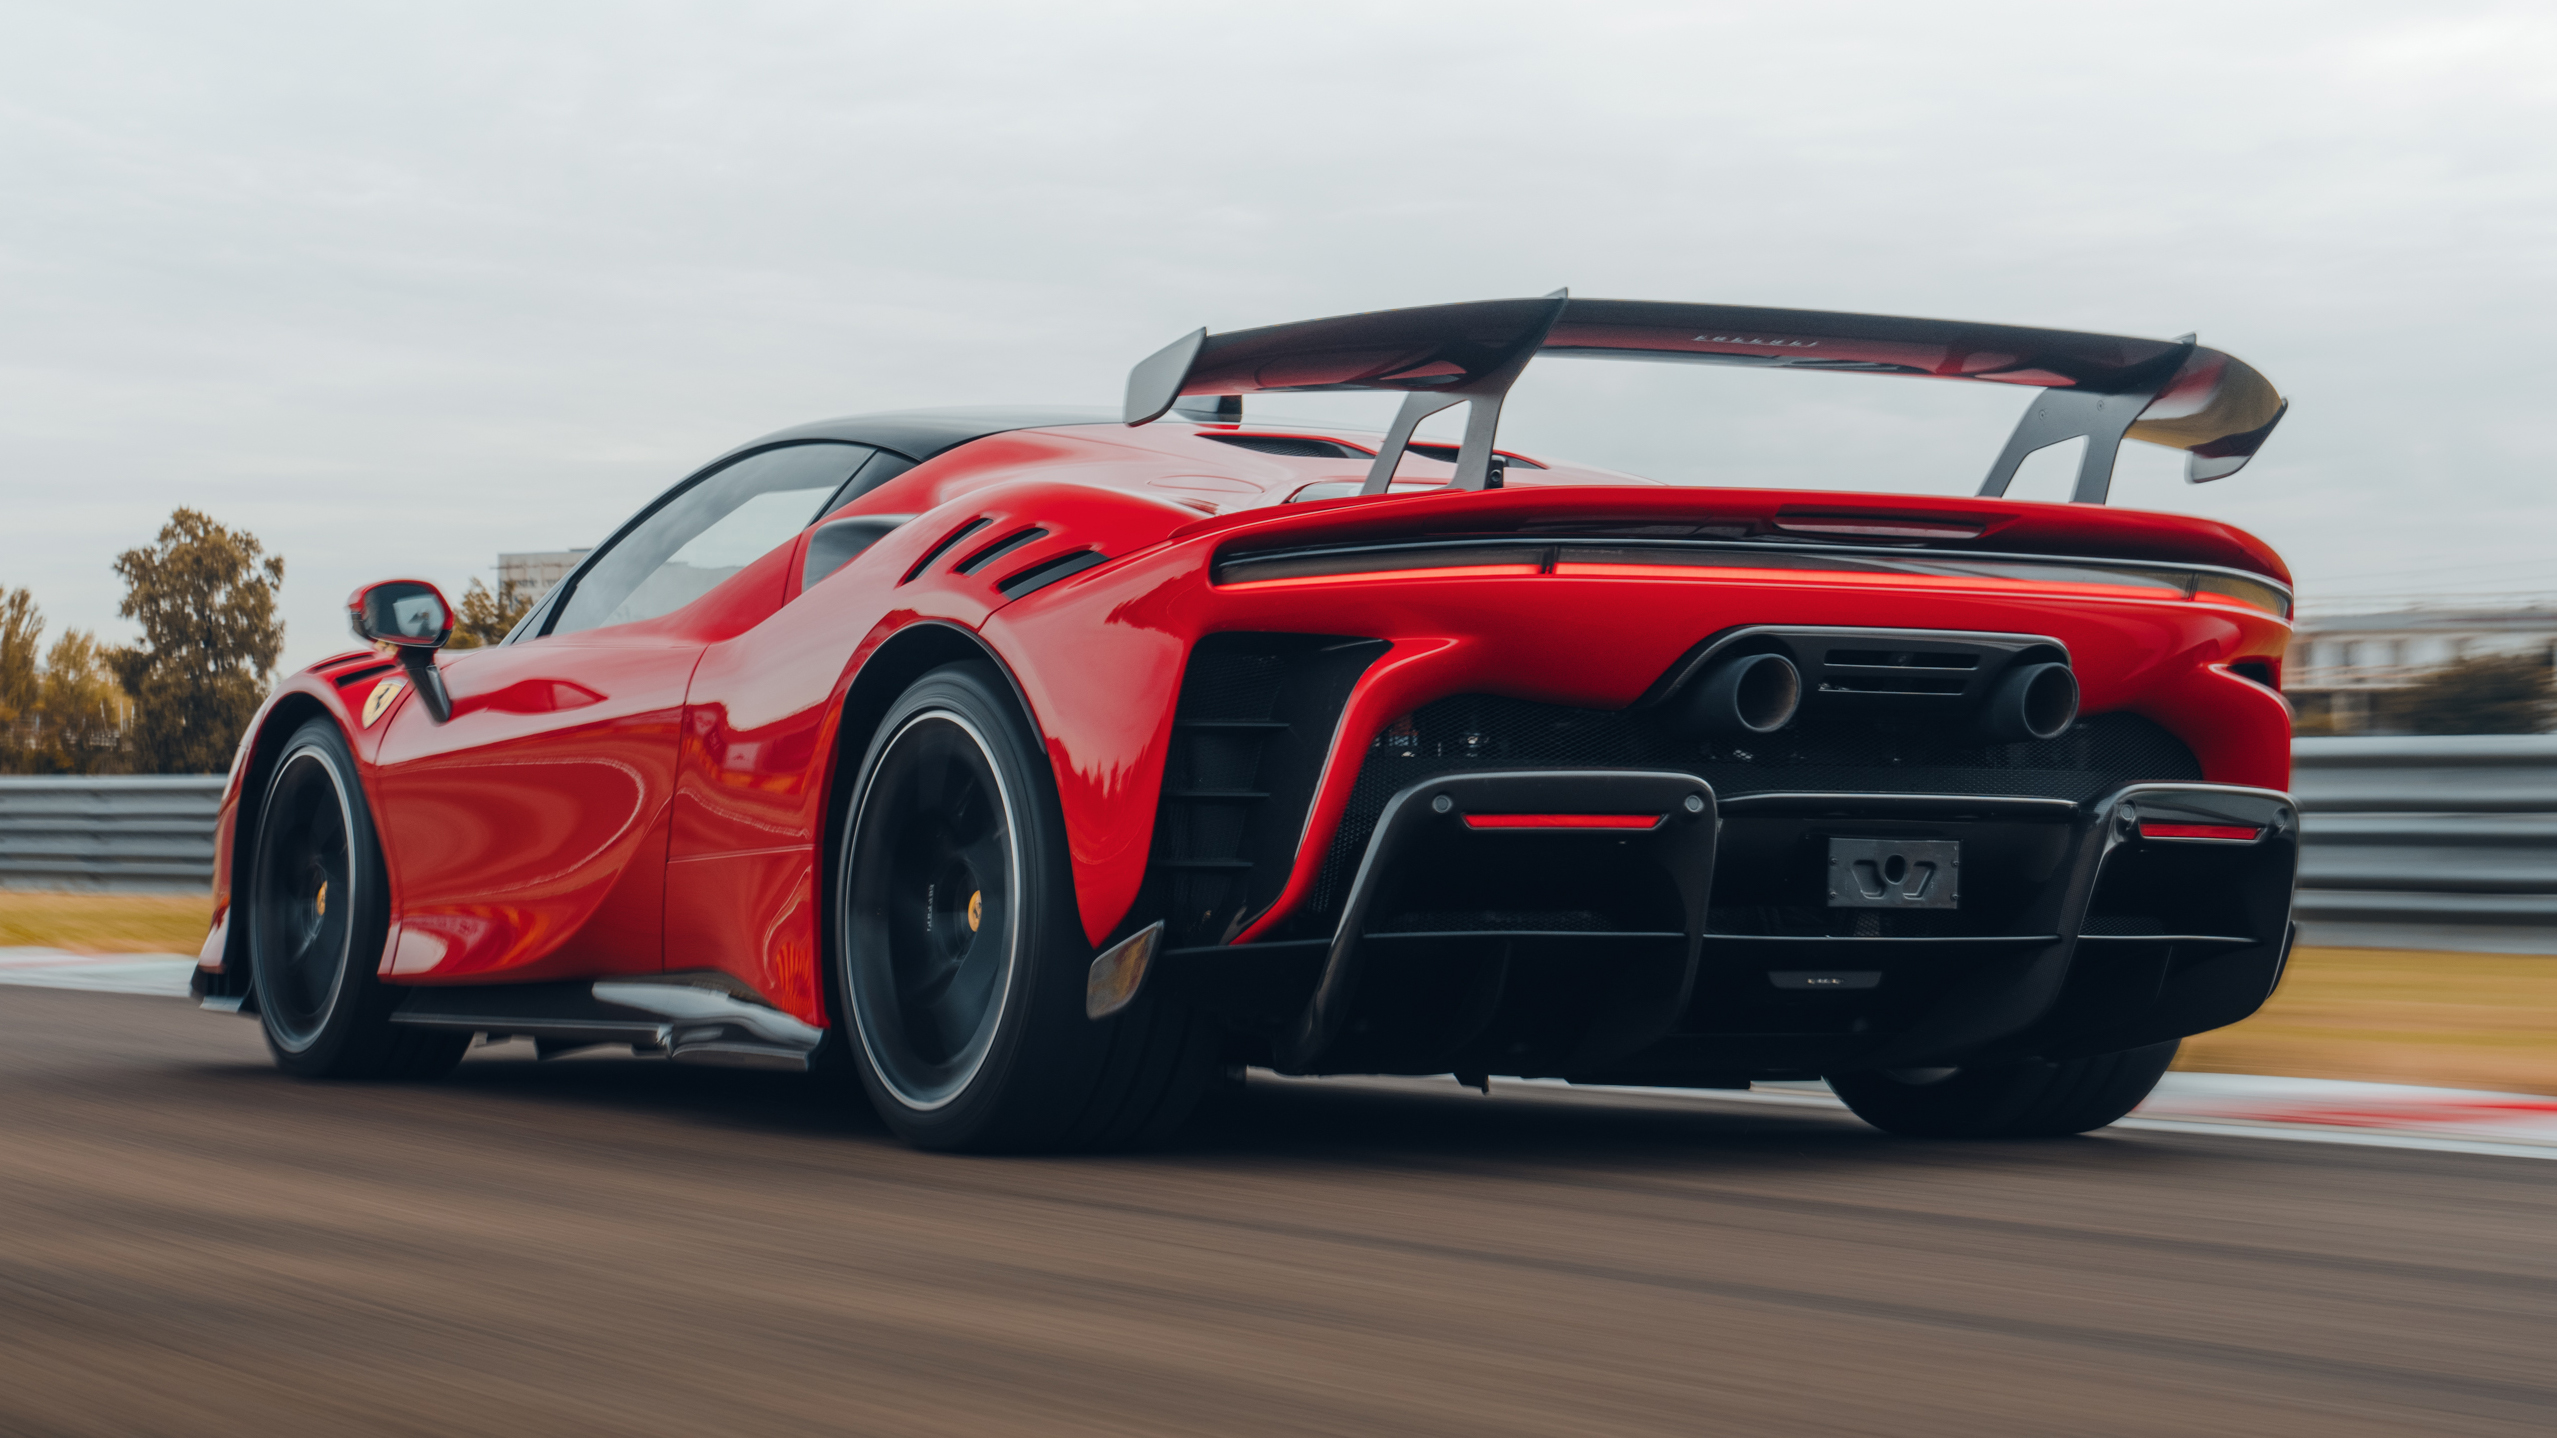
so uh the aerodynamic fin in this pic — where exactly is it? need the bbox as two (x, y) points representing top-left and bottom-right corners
(1125, 296), (2286, 504)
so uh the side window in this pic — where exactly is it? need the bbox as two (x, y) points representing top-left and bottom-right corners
(550, 443), (872, 636)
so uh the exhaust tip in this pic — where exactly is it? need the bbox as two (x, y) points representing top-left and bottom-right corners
(1684, 652), (1801, 736)
(1984, 662), (2078, 742)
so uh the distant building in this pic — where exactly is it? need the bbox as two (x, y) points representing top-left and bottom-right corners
(2287, 605), (2557, 732)
(497, 549), (592, 605)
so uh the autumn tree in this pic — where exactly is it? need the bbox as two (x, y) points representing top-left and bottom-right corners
(111, 509), (285, 773)
(0, 587), (134, 773)
(445, 577), (533, 649)
(0, 588), (42, 770)
(35, 630), (132, 773)
(2379, 653), (2554, 735)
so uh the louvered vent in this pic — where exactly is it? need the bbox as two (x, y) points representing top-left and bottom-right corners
(996, 549), (1106, 600)
(952, 527), (1046, 576)
(901, 516), (990, 583)
(1402, 442), (1545, 469)
(1201, 434), (1373, 460)
(1817, 648), (1980, 696)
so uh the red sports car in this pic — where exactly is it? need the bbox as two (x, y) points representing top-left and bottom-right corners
(193, 295), (2299, 1150)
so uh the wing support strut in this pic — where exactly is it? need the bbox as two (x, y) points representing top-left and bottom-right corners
(1360, 289), (1570, 494)
(1978, 338), (2196, 504)
(1359, 392), (1464, 494)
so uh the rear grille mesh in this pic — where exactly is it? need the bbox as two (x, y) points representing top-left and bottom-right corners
(1148, 634), (1386, 946)
(1304, 696), (2201, 924)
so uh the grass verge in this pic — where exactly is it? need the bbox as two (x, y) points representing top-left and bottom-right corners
(0, 890), (212, 956)
(2174, 945), (2557, 1097)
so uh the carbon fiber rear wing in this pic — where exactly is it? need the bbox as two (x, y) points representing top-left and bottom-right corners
(1124, 293), (2286, 504)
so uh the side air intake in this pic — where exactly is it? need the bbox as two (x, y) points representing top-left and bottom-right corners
(1147, 633), (1388, 947)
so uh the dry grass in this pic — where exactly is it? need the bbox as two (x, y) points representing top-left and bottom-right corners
(0, 891), (212, 956)
(2176, 945), (2557, 1096)
(2, 893), (2550, 1094)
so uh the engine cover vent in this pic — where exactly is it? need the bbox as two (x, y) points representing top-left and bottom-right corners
(1201, 434), (1373, 460)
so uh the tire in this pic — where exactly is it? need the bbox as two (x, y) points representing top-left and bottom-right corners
(245, 718), (468, 1081)
(1825, 1040), (2179, 1138)
(833, 662), (1216, 1151)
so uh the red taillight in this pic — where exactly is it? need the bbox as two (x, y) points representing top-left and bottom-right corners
(1463, 813), (1662, 830)
(2139, 822), (2260, 842)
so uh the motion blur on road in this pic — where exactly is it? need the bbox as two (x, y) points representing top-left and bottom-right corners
(8, 4), (2557, 1435)
(3, 984), (2549, 1437)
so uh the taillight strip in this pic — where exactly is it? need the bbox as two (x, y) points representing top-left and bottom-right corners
(1212, 537), (2290, 617)
(2139, 822), (2261, 842)
(1462, 813), (1663, 831)
(1225, 563), (1544, 588)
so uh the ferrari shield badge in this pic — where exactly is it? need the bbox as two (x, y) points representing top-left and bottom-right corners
(362, 675), (408, 727)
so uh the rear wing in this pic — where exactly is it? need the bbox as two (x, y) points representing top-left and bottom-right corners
(1123, 294), (2286, 504)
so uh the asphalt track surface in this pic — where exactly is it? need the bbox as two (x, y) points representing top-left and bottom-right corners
(4, 987), (2551, 1437)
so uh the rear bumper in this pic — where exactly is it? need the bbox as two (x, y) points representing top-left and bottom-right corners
(1162, 771), (2298, 1079)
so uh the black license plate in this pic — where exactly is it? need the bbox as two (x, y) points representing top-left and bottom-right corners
(1826, 838), (1959, 909)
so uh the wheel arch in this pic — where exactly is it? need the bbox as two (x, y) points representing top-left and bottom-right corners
(815, 621), (1072, 1023)
(214, 692), (348, 986)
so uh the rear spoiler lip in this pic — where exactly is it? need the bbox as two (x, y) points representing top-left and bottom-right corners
(1126, 296), (2286, 502)
(1155, 482), (2293, 588)
(1205, 533), (2294, 618)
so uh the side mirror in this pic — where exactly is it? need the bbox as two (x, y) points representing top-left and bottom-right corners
(346, 580), (455, 723)
(349, 579), (453, 649)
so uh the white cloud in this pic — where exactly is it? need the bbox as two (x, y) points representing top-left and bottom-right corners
(1, 0), (2551, 666)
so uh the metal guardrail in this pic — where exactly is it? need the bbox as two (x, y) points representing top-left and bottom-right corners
(0, 775), (226, 893)
(2292, 735), (2557, 952)
(4, 741), (2554, 950)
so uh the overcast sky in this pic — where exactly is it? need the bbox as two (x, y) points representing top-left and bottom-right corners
(4, 1), (2553, 671)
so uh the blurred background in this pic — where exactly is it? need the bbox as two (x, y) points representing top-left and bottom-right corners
(3, 8), (2555, 1434)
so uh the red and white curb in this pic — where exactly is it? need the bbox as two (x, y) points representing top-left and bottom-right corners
(2118, 1072), (2557, 1161)
(1547, 1073), (2557, 1161)
(9, 952), (2553, 1160)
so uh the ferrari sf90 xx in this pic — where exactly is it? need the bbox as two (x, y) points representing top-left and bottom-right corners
(195, 294), (2298, 1149)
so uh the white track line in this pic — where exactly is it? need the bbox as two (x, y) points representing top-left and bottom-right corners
(0, 950), (196, 997)
(2107, 1116), (2557, 1162)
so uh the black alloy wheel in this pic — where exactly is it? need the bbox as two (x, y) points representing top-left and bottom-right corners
(842, 705), (1021, 1111)
(246, 718), (466, 1080)
(250, 739), (356, 1053)
(834, 662), (1218, 1151)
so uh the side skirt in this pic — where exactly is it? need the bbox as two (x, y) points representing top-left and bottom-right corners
(386, 974), (824, 1072)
